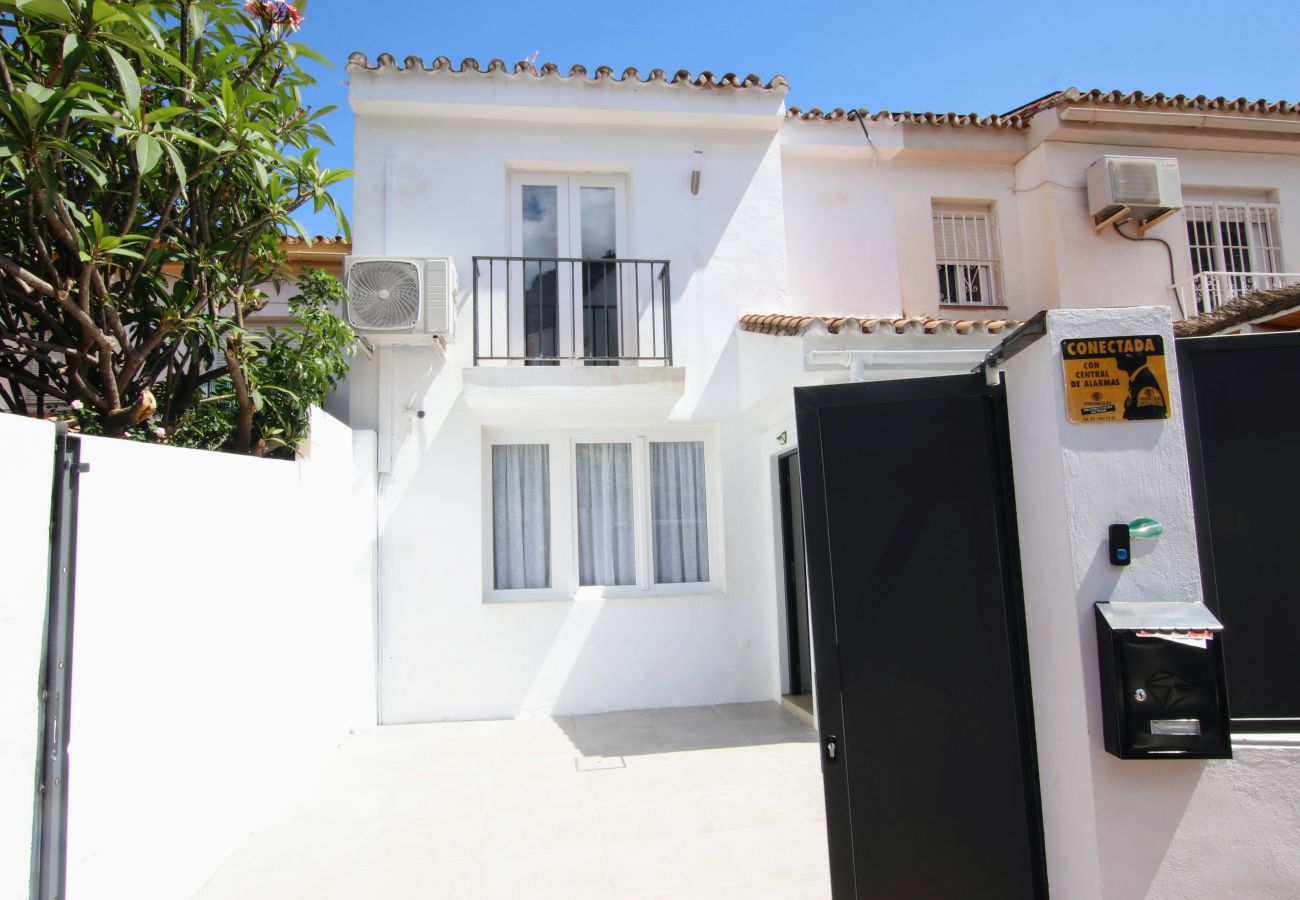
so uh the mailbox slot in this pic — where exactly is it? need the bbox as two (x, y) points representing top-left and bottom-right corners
(1095, 601), (1232, 759)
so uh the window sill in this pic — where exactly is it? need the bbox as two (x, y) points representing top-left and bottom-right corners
(939, 304), (1010, 311)
(483, 585), (724, 605)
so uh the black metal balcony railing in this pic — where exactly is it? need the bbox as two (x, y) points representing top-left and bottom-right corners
(473, 257), (672, 366)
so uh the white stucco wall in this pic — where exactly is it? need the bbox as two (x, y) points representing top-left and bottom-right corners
(344, 70), (1299, 729)
(781, 150), (1032, 320)
(1016, 142), (1300, 318)
(780, 120), (1299, 326)
(1003, 307), (1300, 899)
(63, 410), (377, 900)
(348, 77), (798, 721)
(0, 414), (56, 900)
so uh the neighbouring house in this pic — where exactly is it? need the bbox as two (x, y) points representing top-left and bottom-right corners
(337, 54), (1299, 723)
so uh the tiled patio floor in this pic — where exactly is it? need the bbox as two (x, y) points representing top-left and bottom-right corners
(193, 702), (830, 899)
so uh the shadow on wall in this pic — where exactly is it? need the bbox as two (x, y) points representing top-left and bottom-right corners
(555, 702), (816, 760)
(1073, 539), (1207, 899)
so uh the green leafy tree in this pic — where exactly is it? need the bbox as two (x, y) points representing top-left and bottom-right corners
(168, 266), (352, 456)
(0, 0), (351, 453)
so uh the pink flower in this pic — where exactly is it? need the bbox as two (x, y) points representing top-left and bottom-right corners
(245, 0), (302, 31)
(70, 399), (84, 410)
(154, 426), (167, 439)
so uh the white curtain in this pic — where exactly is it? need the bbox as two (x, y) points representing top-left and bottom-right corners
(492, 444), (550, 590)
(576, 443), (635, 586)
(650, 441), (710, 584)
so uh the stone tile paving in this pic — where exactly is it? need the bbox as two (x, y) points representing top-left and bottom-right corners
(193, 702), (829, 899)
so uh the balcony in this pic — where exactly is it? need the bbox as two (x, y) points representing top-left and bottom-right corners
(1176, 271), (1300, 316)
(465, 256), (681, 414)
(472, 256), (672, 366)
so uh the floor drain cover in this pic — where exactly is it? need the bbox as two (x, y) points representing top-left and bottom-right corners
(575, 755), (626, 771)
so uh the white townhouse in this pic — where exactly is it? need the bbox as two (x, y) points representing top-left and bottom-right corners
(335, 54), (1300, 723)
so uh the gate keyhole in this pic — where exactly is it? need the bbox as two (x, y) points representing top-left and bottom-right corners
(825, 736), (838, 762)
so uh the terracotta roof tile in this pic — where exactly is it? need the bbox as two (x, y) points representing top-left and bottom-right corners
(785, 107), (1027, 129)
(1174, 282), (1300, 338)
(787, 87), (1300, 128)
(280, 235), (350, 246)
(346, 54), (789, 91)
(739, 313), (1020, 337)
(1008, 87), (1300, 120)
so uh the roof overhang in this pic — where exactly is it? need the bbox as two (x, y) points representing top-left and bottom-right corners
(348, 56), (788, 131)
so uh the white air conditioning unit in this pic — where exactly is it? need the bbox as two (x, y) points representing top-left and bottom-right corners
(343, 256), (457, 344)
(1086, 156), (1183, 234)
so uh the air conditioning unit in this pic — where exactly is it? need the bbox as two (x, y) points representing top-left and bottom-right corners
(343, 256), (457, 344)
(1086, 156), (1183, 235)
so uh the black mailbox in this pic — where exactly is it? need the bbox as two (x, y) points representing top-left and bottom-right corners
(1095, 601), (1231, 759)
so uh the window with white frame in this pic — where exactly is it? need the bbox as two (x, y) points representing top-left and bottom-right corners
(491, 444), (551, 590)
(932, 206), (1004, 306)
(1185, 202), (1284, 276)
(485, 433), (718, 600)
(1184, 200), (1286, 312)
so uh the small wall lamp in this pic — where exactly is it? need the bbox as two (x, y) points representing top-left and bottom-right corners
(690, 149), (703, 195)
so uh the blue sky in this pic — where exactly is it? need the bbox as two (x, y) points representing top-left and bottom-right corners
(293, 0), (1300, 235)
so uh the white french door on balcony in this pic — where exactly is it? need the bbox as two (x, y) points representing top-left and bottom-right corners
(509, 173), (628, 363)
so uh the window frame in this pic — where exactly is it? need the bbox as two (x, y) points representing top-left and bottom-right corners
(482, 427), (723, 603)
(1183, 201), (1285, 276)
(931, 205), (1006, 308)
(507, 173), (632, 363)
(483, 436), (568, 603)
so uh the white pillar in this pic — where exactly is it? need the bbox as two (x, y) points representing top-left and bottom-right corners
(1003, 306), (1207, 900)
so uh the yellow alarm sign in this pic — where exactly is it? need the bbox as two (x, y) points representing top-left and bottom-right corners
(1060, 335), (1170, 424)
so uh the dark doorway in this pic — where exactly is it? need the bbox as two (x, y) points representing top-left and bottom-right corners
(1179, 331), (1300, 732)
(779, 450), (813, 714)
(795, 373), (1047, 900)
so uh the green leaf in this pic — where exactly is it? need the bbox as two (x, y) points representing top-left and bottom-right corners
(287, 43), (331, 67)
(24, 82), (56, 103)
(144, 106), (189, 124)
(187, 3), (206, 37)
(15, 0), (76, 23)
(111, 33), (190, 75)
(160, 139), (187, 186)
(105, 46), (141, 113)
(134, 133), (162, 175)
(220, 77), (234, 116)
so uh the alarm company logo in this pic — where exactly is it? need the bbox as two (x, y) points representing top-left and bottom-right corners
(1146, 669), (1198, 710)
(1061, 335), (1171, 424)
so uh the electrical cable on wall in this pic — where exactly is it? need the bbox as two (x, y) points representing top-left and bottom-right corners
(1112, 222), (1186, 318)
(855, 110), (878, 167)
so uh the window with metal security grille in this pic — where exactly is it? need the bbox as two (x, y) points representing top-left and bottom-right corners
(1186, 203), (1284, 277)
(932, 209), (1004, 306)
(1183, 203), (1289, 313)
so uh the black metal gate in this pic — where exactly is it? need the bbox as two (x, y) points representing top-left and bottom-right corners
(1179, 331), (1300, 732)
(795, 373), (1047, 900)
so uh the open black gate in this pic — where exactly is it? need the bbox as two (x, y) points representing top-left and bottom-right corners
(795, 373), (1047, 900)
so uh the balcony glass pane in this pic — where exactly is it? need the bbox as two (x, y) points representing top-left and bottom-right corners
(522, 185), (559, 362)
(581, 186), (619, 363)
